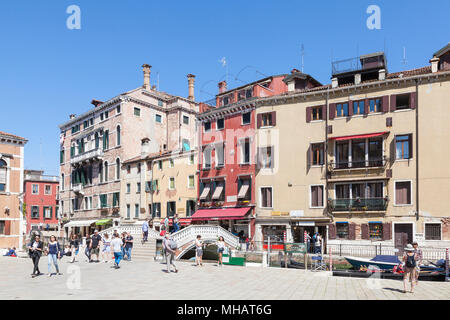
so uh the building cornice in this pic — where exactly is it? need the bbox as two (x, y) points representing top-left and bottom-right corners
(197, 100), (256, 122)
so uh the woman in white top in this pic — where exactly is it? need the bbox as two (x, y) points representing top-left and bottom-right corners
(216, 236), (225, 266)
(195, 235), (203, 266)
(101, 233), (111, 263)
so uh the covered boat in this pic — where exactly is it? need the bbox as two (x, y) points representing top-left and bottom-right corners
(344, 255), (401, 270)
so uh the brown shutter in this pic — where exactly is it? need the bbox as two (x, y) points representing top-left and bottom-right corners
(257, 114), (262, 128)
(390, 95), (397, 112)
(386, 117), (393, 127)
(4, 221), (11, 236)
(361, 224), (369, 240)
(364, 99), (369, 115)
(349, 223), (356, 240)
(306, 145), (311, 172)
(327, 125), (333, 134)
(382, 222), (392, 240)
(410, 92), (416, 109)
(271, 111), (276, 126)
(328, 224), (336, 240)
(306, 107), (312, 123)
(321, 105), (326, 120)
(348, 101), (353, 116)
(318, 186), (323, 207)
(408, 134), (413, 159)
(329, 103), (336, 120)
(382, 96), (389, 113)
(386, 169), (392, 178)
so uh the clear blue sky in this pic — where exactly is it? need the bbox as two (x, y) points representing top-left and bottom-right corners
(0, 0), (448, 176)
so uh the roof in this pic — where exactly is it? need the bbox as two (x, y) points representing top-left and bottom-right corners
(282, 72), (323, 86)
(433, 43), (450, 58)
(386, 66), (432, 79)
(0, 131), (27, 142)
(217, 74), (288, 97)
(123, 149), (196, 165)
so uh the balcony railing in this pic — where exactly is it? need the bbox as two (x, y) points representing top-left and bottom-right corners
(329, 157), (387, 170)
(70, 148), (104, 165)
(72, 183), (84, 194)
(328, 198), (388, 212)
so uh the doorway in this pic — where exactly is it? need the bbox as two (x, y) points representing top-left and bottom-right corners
(394, 223), (413, 255)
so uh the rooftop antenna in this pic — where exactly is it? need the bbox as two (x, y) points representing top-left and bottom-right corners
(301, 43), (305, 73)
(157, 72), (160, 91)
(219, 57), (228, 84)
(39, 138), (43, 172)
(402, 46), (408, 65)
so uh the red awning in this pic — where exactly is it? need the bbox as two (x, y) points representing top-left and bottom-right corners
(329, 131), (389, 141)
(160, 218), (192, 226)
(191, 207), (251, 221)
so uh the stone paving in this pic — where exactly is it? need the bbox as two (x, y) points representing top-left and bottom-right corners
(0, 256), (449, 300)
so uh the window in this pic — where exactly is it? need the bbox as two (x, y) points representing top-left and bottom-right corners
(31, 206), (39, 219)
(336, 103), (349, 117)
(425, 224), (441, 240)
(134, 107), (141, 116)
(158, 161), (163, 170)
(396, 94), (411, 110)
(155, 114), (162, 123)
(116, 126), (121, 146)
(137, 182), (141, 193)
(212, 180), (225, 201)
(135, 204), (139, 218)
(100, 194), (108, 208)
(353, 100), (364, 115)
(60, 149), (65, 164)
(105, 110), (109, 119)
(189, 154), (195, 165)
(238, 178), (251, 201)
(396, 135), (412, 160)
(169, 159), (174, 168)
(126, 184), (131, 194)
(242, 112), (251, 125)
(311, 143), (324, 166)
(169, 177), (175, 190)
(204, 121), (211, 132)
(241, 139), (250, 164)
(188, 175), (195, 188)
(61, 174), (64, 191)
(152, 179), (159, 191)
(158, 100), (163, 107)
(73, 197), (80, 211)
(369, 222), (383, 241)
(310, 185), (324, 208)
(32, 184), (39, 195)
(126, 205), (130, 218)
(199, 182), (211, 202)
(203, 146), (212, 169)
(369, 98), (382, 113)
(260, 187), (273, 208)
(95, 133), (100, 149)
(183, 115), (189, 125)
(104, 161), (108, 182)
(103, 130), (109, 150)
(0, 160), (7, 192)
(312, 106), (323, 120)
(44, 207), (52, 219)
(186, 200), (196, 217)
(217, 118), (224, 130)
(259, 147), (273, 169)
(71, 124), (80, 134)
(152, 202), (161, 218)
(70, 145), (75, 158)
(116, 159), (120, 180)
(167, 202), (176, 217)
(100, 113), (104, 121)
(127, 165), (131, 174)
(215, 143), (225, 167)
(116, 105), (121, 114)
(261, 113), (273, 127)
(137, 163), (141, 173)
(99, 162), (103, 183)
(44, 185), (52, 195)
(336, 223), (349, 239)
(395, 181), (412, 205)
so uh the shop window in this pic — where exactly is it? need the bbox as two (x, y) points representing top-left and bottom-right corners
(369, 222), (383, 241)
(336, 223), (349, 239)
(186, 200), (196, 216)
(262, 225), (285, 242)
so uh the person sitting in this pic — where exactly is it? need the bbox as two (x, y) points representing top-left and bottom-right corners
(4, 247), (17, 257)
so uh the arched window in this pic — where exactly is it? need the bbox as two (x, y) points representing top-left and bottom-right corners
(116, 158), (120, 180)
(95, 132), (100, 149)
(116, 125), (121, 146)
(0, 159), (7, 192)
(104, 161), (109, 182)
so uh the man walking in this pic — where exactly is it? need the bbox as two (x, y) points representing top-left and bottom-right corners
(162, 234), (178, 273)
(305, 231), (312, 253)
(142, 219), (149, 244)
(111, 233), (123, 269)
(85, 233), (92, 262)
(27, 235), (44, 278)
(124, 232), (134, 261)
(412, 241), (423, 285)
(315, 233), (322, 254)
(90, 230), (102, 263)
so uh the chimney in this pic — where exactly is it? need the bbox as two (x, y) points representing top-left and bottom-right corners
(187, 74), (196, 101)
(151, 85), (156, 90)
(142, 64), (152, 90)
(354, 73), (361, 85)
(430, 57), (440, 73)
(70, 114), (76, 120)
(378, 69), (386, 81)
(91, 99), (103, 107)
(141, 138), (150, 158)
(291, 68), (300, 74)
(331, 77), (338, 88)
(218, 81), (227, 94)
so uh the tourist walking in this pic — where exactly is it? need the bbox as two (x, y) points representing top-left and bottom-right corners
(46, 235), (62, 277)
(121, 232), (127, 259)
(305, 231), (311, 253)
(90, 230), (102, 263)
(164, 216), (169, 232)
(69, 234), (79, 263)
(314, 233), (322, 254)
(101, 233), (111, 263)
(195, 235), (203, 266)
(124, 232), (134, 261)
(111, 233), (123, 269)
(162, 234), (178, 273)
(403, 244), (418, 293)
(27, 235), (44, 278)
(142, 219), (149, 243)
(217, 236), (225, 266)
(412, 241), (423, 285)
(84, 233), (92, 262)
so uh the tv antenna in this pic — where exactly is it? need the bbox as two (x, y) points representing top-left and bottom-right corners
(402, 47), (408, 65)
(301, 43), (305, 72)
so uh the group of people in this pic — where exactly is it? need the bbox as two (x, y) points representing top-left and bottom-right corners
(3, 247), (17, 257)
(304, 231), (323, 254)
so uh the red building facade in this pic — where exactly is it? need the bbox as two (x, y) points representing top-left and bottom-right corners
(24, 170), (59, 233)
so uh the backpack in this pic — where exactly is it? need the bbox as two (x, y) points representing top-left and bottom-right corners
(169, 239), (177, 250)
(406, 254), (416, 268)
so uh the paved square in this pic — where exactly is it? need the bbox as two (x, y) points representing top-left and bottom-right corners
(0, 256), (449, 300)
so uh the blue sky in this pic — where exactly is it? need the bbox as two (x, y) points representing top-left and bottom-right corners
(0, 0), (448, 176)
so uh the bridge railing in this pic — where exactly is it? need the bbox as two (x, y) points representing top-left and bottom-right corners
(170, 225), (240, 249)
(99, 225), (162, 239)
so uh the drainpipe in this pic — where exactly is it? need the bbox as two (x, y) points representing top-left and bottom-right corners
(150, 158), (156, 230)
(325, 87), (331, 221)
(415, 80), (419, 223)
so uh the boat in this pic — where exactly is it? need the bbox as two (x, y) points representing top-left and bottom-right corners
(344, 255), (401, 270)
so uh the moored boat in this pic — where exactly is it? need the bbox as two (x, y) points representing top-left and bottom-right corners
(344, 255), (400, 270)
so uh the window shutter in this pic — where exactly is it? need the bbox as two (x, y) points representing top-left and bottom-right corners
(410, 92), (417, 109)
(361, 224), (369, 240)
(306, 145), (312, 171)
(364, 99), (369, 115)
(348, 101), (353, 116)
(386, 169), (393, 178)
(271, 111), (276, 126)
(4, 221), (11, 235)
(386, 117), (393, 127)
(50, 207), (53, 219)
(306, 107), (312, 123)
(328, 224), (336, 240)
(390, 95), (397, 112)
(257, 114), (262, 128)
(382, 96), (389, 113)
(408, 134), (413, 159)
(329, 103), (336, 120)
(382, 222), (392, 240)
(321, 105), (326, 120)
(349, 223), (356, 240)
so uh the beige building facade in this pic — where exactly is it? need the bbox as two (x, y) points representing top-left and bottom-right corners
(0, 131), (27, 249)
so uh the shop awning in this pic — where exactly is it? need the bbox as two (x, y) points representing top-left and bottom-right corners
(95, 219), (112, 226)
(329, 131), (389, 141)
(64, 220), (97, 227)
(160, 218), (192, 226)
(191, 207), (251, 221)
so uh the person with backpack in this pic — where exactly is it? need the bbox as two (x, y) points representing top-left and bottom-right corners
(402, 244), (418, 293)
(162, 234), (178, 273)
(412, 241), (423, 285)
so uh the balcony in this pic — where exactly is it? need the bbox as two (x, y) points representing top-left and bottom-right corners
(328, 198), (388, 212)
(71, 148), (104, 166)
(72, 183), (84, 195)
(329, 157), (388, 171)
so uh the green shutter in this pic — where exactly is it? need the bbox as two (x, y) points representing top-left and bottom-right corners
(50, 207), (53, 219)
